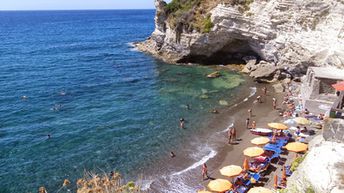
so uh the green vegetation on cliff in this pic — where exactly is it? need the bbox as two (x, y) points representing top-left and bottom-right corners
(164, 0), (254, 33)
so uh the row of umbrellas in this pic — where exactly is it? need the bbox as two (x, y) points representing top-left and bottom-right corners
(199, 121), (309, 193)
(268, 118), (310, 129)
(200, 183), (273, 193)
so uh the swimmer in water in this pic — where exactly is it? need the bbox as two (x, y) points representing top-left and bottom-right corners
(179, 118), (185, 129)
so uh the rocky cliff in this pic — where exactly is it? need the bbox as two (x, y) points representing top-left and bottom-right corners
(136, 0), (344, 81)
(285, 119), (344, 193)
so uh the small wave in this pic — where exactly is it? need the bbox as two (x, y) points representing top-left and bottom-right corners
(140, 179), (155, 191)
(127, 42), (139, 52)
(219, 122), (234, 133)
(249, 87), (257, 97)
(172, 149), (217, 176)
(241, 86), (257, 102)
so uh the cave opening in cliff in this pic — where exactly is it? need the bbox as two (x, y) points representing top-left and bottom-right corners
(178, 39), (260, 65)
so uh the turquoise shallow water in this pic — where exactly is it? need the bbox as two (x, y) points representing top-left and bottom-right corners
(0, 10), (246, 192)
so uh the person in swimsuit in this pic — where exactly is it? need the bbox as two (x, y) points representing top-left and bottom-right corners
(202, 163), (209, 180)
(179, 118), (185, 129)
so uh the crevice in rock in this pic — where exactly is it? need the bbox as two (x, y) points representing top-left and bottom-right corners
(177, 39), (261, 65)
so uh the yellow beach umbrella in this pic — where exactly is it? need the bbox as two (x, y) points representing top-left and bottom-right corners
(243, 147), (264, 157)
(294, 117), (310, 125)
(268, 122), (288, 130)
(198, 191), (213, 193)
(247, 187), (273, 193)
(208, 179), (232, 192)
(220, 165), (243, 177)
(248, 187), (273, 193)
(251, 137), (270, 145)
(286, 142), (308, 153)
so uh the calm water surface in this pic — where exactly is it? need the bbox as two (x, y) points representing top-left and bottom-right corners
(0, 10), (247, 192)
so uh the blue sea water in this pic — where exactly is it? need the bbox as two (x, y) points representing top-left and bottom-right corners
(0, 10), (248, 192)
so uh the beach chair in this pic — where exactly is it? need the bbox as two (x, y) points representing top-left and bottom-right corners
(236, 186), (248, 193)
(229, 186), (248, 193)
(248, 172), (260, 182)
(285, 165), (293, 176)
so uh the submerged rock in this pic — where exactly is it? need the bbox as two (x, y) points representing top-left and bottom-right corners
(219, 100), (229, 106)
(207, 71), (221, 78)
(200, 94), (209, 99)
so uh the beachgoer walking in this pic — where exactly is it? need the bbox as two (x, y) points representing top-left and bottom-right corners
(179, 118), (185, 129)
(272, 97), (277, 110)
(296, 126), (301, 136)
(257, 95), (261, 103)
(262, 86), (267, 95)
(246, 118), (250, 129)
(248, 109), (252, 118)
(251, 121), (256, 129)
(227, 129), (233, 144)
(202, 163), (209, 180)
(231, 127), (237, 143)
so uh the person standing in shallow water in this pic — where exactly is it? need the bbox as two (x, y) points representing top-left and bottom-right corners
(228, 126), (237, 144)
(179, 118), (185, 129)
(202, 163), (209, 180)
(227, 129), (232, 144)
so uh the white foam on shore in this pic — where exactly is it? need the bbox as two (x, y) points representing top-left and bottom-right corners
(127, 42), (139, 52)
(220, 122), (234, 133)
(244, 87), (257, 102)
(140, 179), (155, 191)
(172, 148), (217, 176)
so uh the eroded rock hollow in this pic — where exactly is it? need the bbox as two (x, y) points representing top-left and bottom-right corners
(136, 0), (344, 81)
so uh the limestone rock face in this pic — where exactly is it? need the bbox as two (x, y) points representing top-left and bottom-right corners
(286, 135), (344, 193)
(286, 119), (344, 193)
(136, 0), (344, 80)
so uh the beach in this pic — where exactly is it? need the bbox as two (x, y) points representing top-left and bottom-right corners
(202, 83), (284, 183)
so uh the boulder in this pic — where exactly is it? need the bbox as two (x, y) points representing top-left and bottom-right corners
(249, 61), (277, 81)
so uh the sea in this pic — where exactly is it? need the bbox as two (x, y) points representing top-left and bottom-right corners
(0, 10), (254, 193)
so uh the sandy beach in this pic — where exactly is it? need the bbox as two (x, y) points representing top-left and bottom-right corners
(200, 82), (285, 187)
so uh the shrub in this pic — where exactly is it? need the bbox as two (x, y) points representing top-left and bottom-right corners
(290, 155), (306, 172)
(305, 186), (315, 193)
(39, 171), (142, 193)
(202, 15), (214, 33)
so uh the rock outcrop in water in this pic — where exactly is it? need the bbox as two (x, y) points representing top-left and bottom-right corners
(136, 0), (344, 81)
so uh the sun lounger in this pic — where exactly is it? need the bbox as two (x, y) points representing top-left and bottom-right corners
(264, 143), (283, 152)
(236, 185), (248, 193)
(248, 172), (260, 182)
(285, 165), (293, 176)
(229, 186), (248, 193)
(249, 160), (269, 173)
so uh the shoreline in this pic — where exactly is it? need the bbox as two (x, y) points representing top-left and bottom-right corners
(143, 73), (284, 192)
(207, 83), (284, 182)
